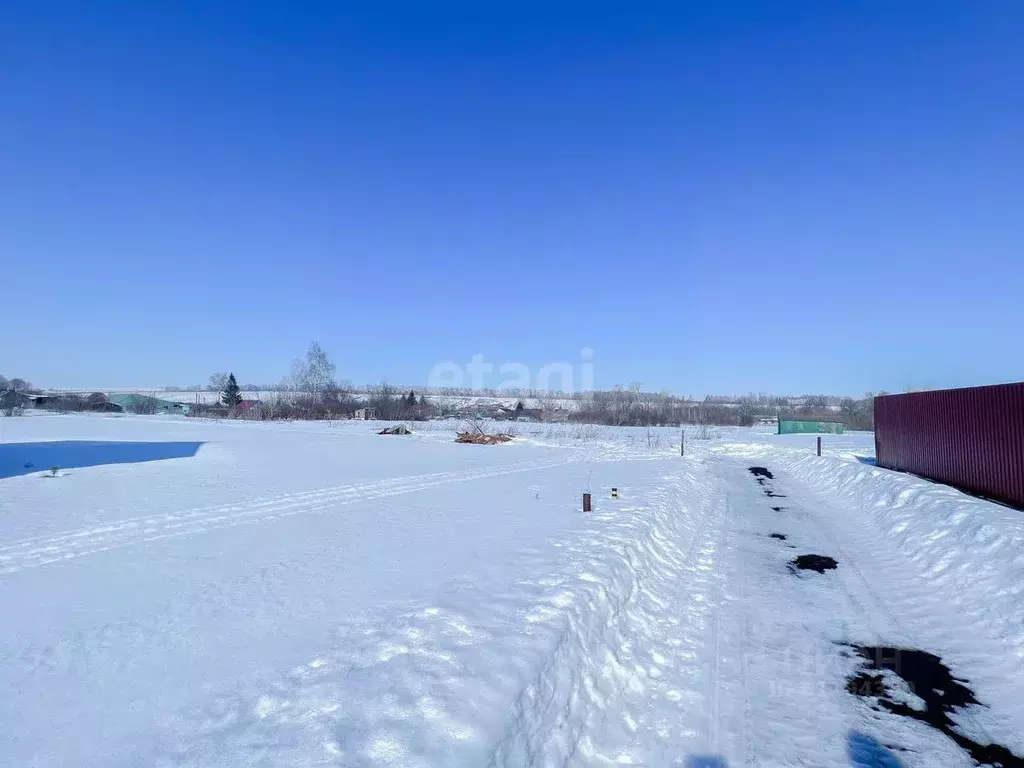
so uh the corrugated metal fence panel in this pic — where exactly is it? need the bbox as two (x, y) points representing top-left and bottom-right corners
(874, 383), (1024, 508)
(778, 420), (845, 435)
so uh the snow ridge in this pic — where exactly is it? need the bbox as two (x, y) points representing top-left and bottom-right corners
(487, 465), (726, 766)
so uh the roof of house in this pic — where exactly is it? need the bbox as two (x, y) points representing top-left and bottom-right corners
(109, 393), (186, 409)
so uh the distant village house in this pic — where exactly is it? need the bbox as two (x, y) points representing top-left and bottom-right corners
(497, 401), (544, 421)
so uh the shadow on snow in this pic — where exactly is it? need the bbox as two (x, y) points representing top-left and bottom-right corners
(0, 441), (204, 479)
(683, 733), (906, 767)
(848, 731), (906, 767)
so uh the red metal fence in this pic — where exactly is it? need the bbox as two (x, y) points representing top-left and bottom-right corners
(874, 383), (1024, 509)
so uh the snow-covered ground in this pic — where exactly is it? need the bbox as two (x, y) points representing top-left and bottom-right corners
(1, 414), (1021, 766)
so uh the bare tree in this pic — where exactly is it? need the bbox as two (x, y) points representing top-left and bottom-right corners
(208, 372), (229, 392)
(838, 394), (875, 431)
(692, 423), (715, 440)
(291, 341), (336, 402)
(1, 389), (23, 416)
(321, 382), (359, 418)
(736, 397), (757, 427)
(9, 378), (30, 392)
(368, 381), (399, 420)
(50, 393), (86, 414)
(643, 425), (663, 449)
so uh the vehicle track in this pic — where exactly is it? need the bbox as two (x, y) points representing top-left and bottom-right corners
(717, 488), (753, 767)
(706, 490), (726, 757)
(710, 457), (889, 767)
(0, 455), (577, 575)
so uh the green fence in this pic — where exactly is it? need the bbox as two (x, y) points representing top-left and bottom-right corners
(778, 419), (845, 435)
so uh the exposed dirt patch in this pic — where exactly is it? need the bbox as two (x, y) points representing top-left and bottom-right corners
(378, 425), (412, 435)
(790, 554), (838, 573)
(769, 533), (787, 540)
(770, 506), (786, 512)
(746, 465), (787, 498)
(845, 645), (1024, 767)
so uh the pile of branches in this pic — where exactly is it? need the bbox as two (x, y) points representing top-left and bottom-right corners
(455, 417), (515, 444)
(455, 431), (513, 445)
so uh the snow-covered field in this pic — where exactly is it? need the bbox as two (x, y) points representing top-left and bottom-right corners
(1, 414), (1022, 766)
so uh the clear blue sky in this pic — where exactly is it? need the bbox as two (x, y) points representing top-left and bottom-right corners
(3, 1), (1022, 395)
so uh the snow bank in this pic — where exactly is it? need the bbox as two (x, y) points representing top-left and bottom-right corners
(738, 450), (1024, 660)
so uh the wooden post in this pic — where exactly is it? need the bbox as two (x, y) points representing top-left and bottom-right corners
(680, 427), (685, 456)
(583, 493), (592, 512)
(817, 436), (822, 456)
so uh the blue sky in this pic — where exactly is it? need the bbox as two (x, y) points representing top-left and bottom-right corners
(3, 1), (1022, 395)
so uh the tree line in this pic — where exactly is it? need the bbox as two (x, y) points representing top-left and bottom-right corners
(0, 375), (34, 393)
(195, 343), (440, 422)
(3, 352), (878, 430)
(198, 342), (877, 430)
(567, 386), (876, 430)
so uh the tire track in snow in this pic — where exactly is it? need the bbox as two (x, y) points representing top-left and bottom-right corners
(0, 456), (578, 575)
(787, 490), (908, 646)
(710, 457), (875, 767)
(706, 492), (726, 756)
(734, 506), (755, 768)
(714, 489), (753, 767)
